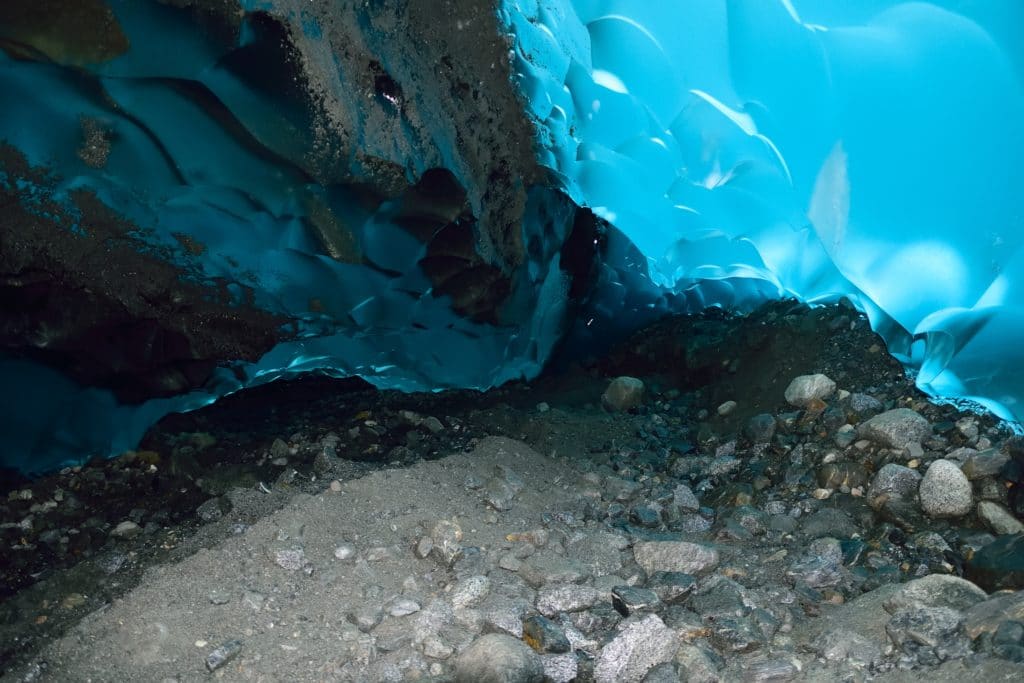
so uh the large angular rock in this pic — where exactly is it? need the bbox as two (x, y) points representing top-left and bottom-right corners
(965, 534), (1024, 591)
(858, 409), (931, 449)
(594, 614), (679, 683)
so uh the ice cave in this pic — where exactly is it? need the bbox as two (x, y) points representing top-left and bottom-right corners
(6, 3), (1024, 680)
(1, 0), (1023, 473)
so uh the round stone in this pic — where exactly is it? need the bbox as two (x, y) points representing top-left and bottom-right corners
(919, 459), (973, 518)
(784, 374), (836, 408)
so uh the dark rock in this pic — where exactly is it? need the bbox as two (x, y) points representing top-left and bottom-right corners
(603, 377), (645, 412)
(799, 508), (858, 540)
(816, 462), (868, 490)
(858, 409), (931, 449)
(869, 463), (921, 501)
(964, 591), (1024, 639)
(205, 639), (243, 672)
(612, 585), (661, 616)
(630, 505), (662, 528)
(647, 571), (696, 604)
(707, 615), (764, 653)
(965, 533), (1024, 591)
(522, 615), (571, 654)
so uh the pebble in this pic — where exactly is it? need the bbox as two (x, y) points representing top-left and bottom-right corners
(454, 634), (544, 683)
(858, 408), (931, 449)
(717, 400), (737, 416)
(602, 376), (645, 412)
(205, 639), (243, 672)
(387, 598), (421, 617)
(919, 459), (973, 518)
(784, 374), (836, 407)
(594, 614), (679, 683)
(333, 543), (357, 561)
(110, 521), (141, 539)
(274, 547), (305, 571)
(633, 541), (719, 576)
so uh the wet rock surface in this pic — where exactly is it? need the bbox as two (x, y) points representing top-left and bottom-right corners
(3, 301), (1024, 680)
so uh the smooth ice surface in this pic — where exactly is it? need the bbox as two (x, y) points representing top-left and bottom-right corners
(501, 0), (1024, 420)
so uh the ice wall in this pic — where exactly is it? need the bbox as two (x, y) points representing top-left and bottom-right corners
(1, 0), (1023, 473)
(501, 0), (1024, 420)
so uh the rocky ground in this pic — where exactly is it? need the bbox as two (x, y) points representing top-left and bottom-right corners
(2, 301), (1024, 681)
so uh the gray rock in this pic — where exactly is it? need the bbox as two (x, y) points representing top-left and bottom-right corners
(567, 532), (628, 576)
(611, 585), (661, 616)
(641, 662), (678, 683)
(536, 584), (603, 617)
(743, 658), (799, 682)
(960, 449), (1010, 480)
(387, 598), (421, 617)
(205, 639), (243, 672)
(886, 606), (971, 666)
(455, 634), (544, 683)
(708, 616), (764, 653)
(110, 520), (142, 539)
(633, 541), (719, 576)
(885, 575), (988, 613)
(452, 575), (492, 609)
(799, 508), (858, 540)
(333, 543), (356, 561)
(196, 497), (229, 522)
(787, 537), (845, 588)
(674, 643), (722, 683)
(594, 614), (679, 683)
(541, 653), (578, 683)
(690, 575), (750, 619)
(273, 547), (305, 571)
(868, 463), (921, 501)
(858, 408), (931, 449)
(647, 572), (696, 604)
(672, 484), (701, 513)
(964, 591), (1024, 639)
(430, 520), (463, 567)
(849, 393), (884, 415)
(978, 501), (1024, 535)
(520, 554), (590, 588)
(817, 628), (884, 669)
(919, 459), (973, 518)
(784, 374), (836, 407)
(603, 376), (645, 412)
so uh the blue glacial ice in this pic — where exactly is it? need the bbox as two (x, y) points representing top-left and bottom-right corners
(1, 0), (1023, 473)
(501, 0), (1024, 419)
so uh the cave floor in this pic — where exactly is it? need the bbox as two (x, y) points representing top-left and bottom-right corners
(2, 302), (1023, 681)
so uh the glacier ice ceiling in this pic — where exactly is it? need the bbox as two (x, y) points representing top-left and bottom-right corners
(0, 0), (1022, 473)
